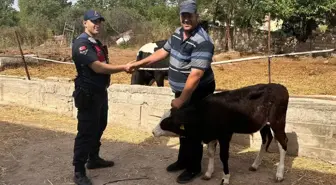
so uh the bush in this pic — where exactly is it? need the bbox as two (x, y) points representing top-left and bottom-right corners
(0, 26), (48, 49)
(0, 4), (181, 49)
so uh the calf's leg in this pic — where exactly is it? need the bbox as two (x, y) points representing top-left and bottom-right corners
(148, 79), (155, 86)
(154, 71), (165, 87)
(275, 138), (286, 182)
(202, 140), (217, 180)
(269, 104), (288, 182)
(130, 70), (144, 85)
(272, 127), (287, 182)
(218, 134), (232, 185)
(249, 125), (273, 171)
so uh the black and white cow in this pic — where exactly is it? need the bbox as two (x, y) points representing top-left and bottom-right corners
(130, 40), (169, 87)
(152, 83), (289, 185)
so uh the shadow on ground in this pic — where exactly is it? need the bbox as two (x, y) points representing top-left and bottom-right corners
(0, 121), (335, 185)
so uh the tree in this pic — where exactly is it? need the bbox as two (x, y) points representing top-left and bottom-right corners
(271, 0), (335, 41)
(197, 0), (336, 47)
(0, 0), (19, 27)
(75, 0), (107, 9)
(18, 0), (71, 29)
(196, 0), (275, 51)
(326, 9), (336, 27)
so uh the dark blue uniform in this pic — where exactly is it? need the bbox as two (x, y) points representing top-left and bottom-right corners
(72, 32), (110, 91)
(71, 32), (110, 173)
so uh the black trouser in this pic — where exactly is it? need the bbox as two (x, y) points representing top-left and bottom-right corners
(72, 87), (108, 173)
(174, 81), (215, 173)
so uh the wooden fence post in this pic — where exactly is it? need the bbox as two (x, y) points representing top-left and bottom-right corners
(15, 31), (31, 80)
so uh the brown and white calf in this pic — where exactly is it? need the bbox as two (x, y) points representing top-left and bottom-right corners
(152, 83), (289, 185)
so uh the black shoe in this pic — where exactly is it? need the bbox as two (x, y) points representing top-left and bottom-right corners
(176, 170), (201, 184)
(166, 161), (186, 172)
(86, 156), (114, 169)
(73, 172), (92, 185)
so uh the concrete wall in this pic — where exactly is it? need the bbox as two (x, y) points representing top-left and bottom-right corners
(1, 75), (336, 164)
(0, 75), (74, 116)
(107, 84), (174, 131)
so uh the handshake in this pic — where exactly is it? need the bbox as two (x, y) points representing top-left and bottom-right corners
(123, 61), (141, 74)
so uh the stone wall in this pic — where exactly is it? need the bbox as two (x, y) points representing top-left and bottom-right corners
(0, 75), (174, 132)
(0, 75), (74, 116)
(107, 84), (174, 131)
(0, 75), (336, 164)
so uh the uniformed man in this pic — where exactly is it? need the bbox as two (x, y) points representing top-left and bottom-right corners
(71, 10), (132, 185)
(129, 0), (216, 183)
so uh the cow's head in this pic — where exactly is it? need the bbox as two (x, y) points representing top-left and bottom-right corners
(152, 106), (198, 137)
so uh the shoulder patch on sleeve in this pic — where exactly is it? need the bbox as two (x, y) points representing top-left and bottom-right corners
(79, 45), (88, 55)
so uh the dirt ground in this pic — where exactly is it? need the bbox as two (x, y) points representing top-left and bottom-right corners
(0, 104), (336, 185)
(1, 46), (336, 95)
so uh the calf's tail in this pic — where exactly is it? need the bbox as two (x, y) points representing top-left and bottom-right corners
(265, 125), (273, 152)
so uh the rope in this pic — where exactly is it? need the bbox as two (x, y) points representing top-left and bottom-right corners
(18, 48), (335, 71)
(29, 56), (74, 65)
(211, 55), (269, 65)
(0, 54), (37, 58)
(138, 67), (169, 71)
(270, 48), (335, 57)
(138, 48), (335, 70)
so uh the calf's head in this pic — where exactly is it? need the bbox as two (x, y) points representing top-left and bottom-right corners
(152, 107), (197, 137)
